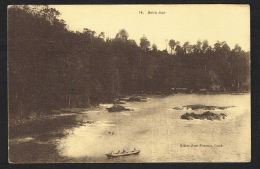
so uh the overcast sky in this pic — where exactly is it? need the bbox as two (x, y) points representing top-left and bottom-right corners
(50, 5), (250, 52)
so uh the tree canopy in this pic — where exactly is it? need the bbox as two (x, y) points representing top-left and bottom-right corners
(8, 5), (250, 120)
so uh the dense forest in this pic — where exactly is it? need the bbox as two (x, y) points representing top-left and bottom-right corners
(8, 5), (250, 120)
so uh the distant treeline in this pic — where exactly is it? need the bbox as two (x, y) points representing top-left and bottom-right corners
(8, 5), (250, 119)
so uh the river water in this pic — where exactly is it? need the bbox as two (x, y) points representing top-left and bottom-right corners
(9, 93), (251, 163)
(55, 93), (251, 162)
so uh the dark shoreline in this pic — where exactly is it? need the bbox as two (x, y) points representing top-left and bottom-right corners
(9, 91), (249, 126)
(8, 92), (250, 138)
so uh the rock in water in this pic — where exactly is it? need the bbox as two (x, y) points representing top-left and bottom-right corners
(173, 107), (183, 110)
(181, 111), (227, 121)
(106, 104), (130, 112)
(128, 97), (142, 102)
(182, 104), (233, 110)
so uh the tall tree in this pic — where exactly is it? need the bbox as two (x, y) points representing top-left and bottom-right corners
(183, 41), (190, 54)
(169, 39), (177, 55)
(233, 44), (242, 52)
(165, 39), (168, 51)
(98, 32), (105, 40)
(152, 44), (158, 52)
(214, 41), (221, 52)
(202, 39), (209, 52)
(83, 28), (96, 44)
(220, 42), (231, 55)
(115, 29), (129, 42)
(194, 40), (202, 54)
(175, 44), (183, 55)
(140, 36), (150, 52)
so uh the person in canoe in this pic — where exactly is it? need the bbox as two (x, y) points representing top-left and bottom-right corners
(105, 148), (140, 157)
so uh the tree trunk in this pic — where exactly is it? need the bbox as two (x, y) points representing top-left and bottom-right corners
(85, 92), (91, 107)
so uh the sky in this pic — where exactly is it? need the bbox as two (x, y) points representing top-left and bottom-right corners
(50, 5), (250, 52)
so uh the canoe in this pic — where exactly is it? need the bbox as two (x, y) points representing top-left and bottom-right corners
(105, 150), (140, 157)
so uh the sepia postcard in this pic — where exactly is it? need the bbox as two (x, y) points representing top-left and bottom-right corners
(8, 4), (250, 163)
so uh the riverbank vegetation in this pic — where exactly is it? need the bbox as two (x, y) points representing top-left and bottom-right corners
(8, 5), (250, 120)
